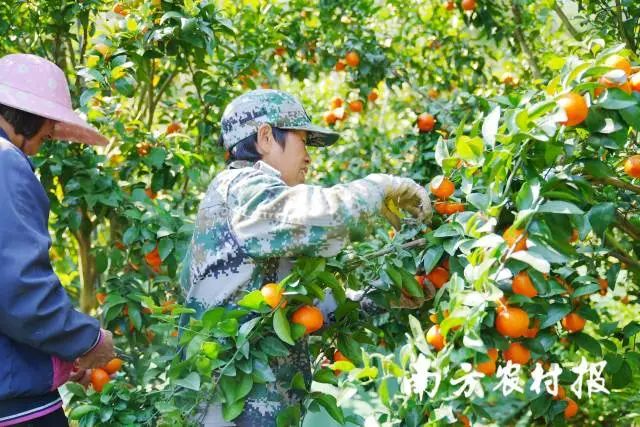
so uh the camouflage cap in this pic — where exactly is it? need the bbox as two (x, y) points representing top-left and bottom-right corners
(220, 89), (339, 150)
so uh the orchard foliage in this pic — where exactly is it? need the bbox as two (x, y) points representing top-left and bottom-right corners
(1, 0), (640, 425)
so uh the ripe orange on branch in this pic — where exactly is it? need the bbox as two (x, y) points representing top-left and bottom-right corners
(348, 100), (364, 113)
(426, 324), (445, 351)
(624, 155), (640, 178)
(417, 113), (436, 132)
(461, 0), (476, 11)
(557, 92), (588, 127)
(261, 283), (286, 309)
(345, 51), (360, 67)
(90, 368), (110, 392)
(495, 306), (529, 338)
(564, 398), (579, 419)
(330, 96), (343, 109)
(430, 176), (455, 199)
(604, 54), (632, 75)
(426, 266), (450, 289)
(145, 246), (162, 272)
(104, 358), (123, 374)
(512, 271), (537, 298)
(367, 89), (379, 102)
(291, 305), (324, 334)
(503, 226), (527, 252)
(562, 312), (586, 333)
(476, 348), (498, 376)
(503, 342), (531, 365)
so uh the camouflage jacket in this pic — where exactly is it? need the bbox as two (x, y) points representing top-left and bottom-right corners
(181, 160), (386, 426)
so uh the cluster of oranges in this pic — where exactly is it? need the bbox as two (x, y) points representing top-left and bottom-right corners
(260, 283), (324, 334)
(323, 96), (365, 125)
(89, 358), (123, 392)
(430, 177), (465, 216)
(335, 51), (360, 71)
(444, 0), (476, 11)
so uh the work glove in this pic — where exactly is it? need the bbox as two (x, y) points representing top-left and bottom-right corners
(365, 174), (433, 229)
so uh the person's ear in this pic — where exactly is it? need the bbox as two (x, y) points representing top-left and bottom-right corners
(256, 123), (273, 155)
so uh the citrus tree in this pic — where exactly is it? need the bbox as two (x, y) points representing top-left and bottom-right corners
(1, 0), (639, 425)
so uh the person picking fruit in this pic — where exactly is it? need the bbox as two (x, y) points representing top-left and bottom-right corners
(180, 89), (433, 425)
(0, 54), (114, 427)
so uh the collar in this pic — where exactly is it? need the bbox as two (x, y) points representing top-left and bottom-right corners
(0, 129), (35, 171)
(228, 160), (282, 178)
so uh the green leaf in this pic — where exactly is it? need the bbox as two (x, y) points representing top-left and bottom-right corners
(378, 378), (391, 408)
(571, 283), (600, 298)
(173, 372), (200, 391)
(273, 308), (295, 345)
(598, 88), (637, 110)
(252, 359), (276, 383)
(222, 400), (245, 421)
(582, 159), (614, 178)
(114, 75), (136, 97)
(619, 104), (640, 129)
(538, 201), (583, 215)
(158, 238), (174, 261)
(276, 404), (301, 427)
(540, 304), (571, 328)
(456, 135), (484, 164)
(311, 393), (344, 425)
(65, 382), (87, 398)
(238, 290), (266, 310)
(587, 203), (615, 236)
(574, 332), (602, 358)
(612, 361), (632, 389)
(623, 321), (640, 338)
(69, 405), (100, 420)
(422, 246), (444, 275)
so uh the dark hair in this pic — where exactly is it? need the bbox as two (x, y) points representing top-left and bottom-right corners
(221, 127), (289, 163)
(0, 104), (47, 139)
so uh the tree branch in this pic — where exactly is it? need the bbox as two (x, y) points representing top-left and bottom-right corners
(512, 1), (542, 79)
(553, 1), (582, 41)
(614, 0), (637, 52)
(586, 175), (640, 195)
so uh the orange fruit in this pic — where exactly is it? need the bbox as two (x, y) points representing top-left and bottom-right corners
(114, 241), (126, 251)
(564, 398), (579, 419)
(137, 142), (151, 156)
(445, 1), (455, 11)
(503, 342), (531, 365)
(161, 300), (176, 313)
(145, 246), (162, 272)
(335, 59), (346, 71)
(94, 43), (110, 58)
(630, 72), (640, 92)
(388, 228), (396, 239)
(598, 278), (608, 296)
(429, 312), (438, 323)
(291, 305), (324, 334)
(334, 350), (350, 363)
(557, 92), (588, 127)
(596, 76), (632, 96)
(261, 283), (286, 309)
(426, 324), (445, 351)
(604, 54), (632, 75)
(461, 0), (476, 11)
(145, 188), (157, 200)
(476, 348), (498, 376)
(430, 177), (455, 199)
(569, 228), (579, 243)
(90, 368), (110, 392)
(417, 113), (436, 132)
(330, 96), (343, 109)
(274, 46), (286, 56)
(524, 319), (540, 338)
(512, 271), (538, 298)
(562, 312), (586, 333)
(428, 87), (439, 98)
(348, 100), (364, 113)
(96, 292), (107, 305)
(113, 3), (128, 16)
(345, 51), (360, 67)
(166, 122), (181, 134)
(323, 110), (337, 125)
(503, 226), (527, 252)
(624, 155), (640, 178)
(434, 201), (449, 215)
(553, 385), (567, 400)
(445, 202), (465, 215)
(426, 266), (450, 289)
(104, 358), (123, 374)
(457, 414), (470, 427)
(367, 89), (379, 102)
(496, 306), (529, 338)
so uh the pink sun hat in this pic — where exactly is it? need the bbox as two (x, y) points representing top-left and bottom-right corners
(0, 53), (108, 146)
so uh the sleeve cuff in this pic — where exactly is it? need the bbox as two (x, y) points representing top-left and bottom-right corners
(81, 328), (103, 356)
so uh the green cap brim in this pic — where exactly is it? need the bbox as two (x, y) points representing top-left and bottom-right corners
(280, 123), (340, 147)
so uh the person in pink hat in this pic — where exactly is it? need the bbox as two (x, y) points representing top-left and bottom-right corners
(0, 54), (114, 426)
